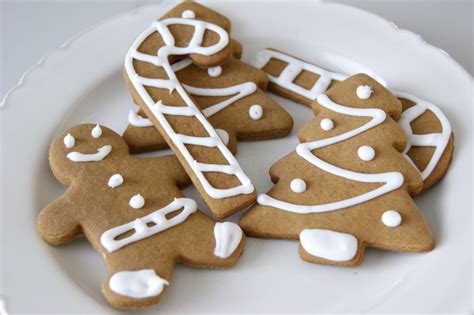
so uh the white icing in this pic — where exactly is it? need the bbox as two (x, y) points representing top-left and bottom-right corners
(299, 229), (358, 262)
(249, 104), (263, 120)
(124, 18), (254, 199)
(258, 94), (404, 214)
(394, 90), (452, 180)
(213, 222), (243, 259)
(91, 124), (102, 139)
(109, 269), (169, 299)
(215, 129), (229, 145)
(357, 145), (375, 161)
(128, 110), (153, 127)
(67, 145), (112, 162)
(290, 178), (306, 193)
(184, 82), (257, 117)
(356, 85), (373, 100)
(128, 76), (257, 128)
(254, 50), (347, 100)
(181, 9), (195, 19)
(207, 66), (222, 77)
(101, 198), (197, 252)
(129, 194), (145, 209)
(108, 174), (123, 189)
(320, 118), (334, 131)
(381, 210), (402, 227)
(63, 133), (75, 148)
(254, 50), (451, 181)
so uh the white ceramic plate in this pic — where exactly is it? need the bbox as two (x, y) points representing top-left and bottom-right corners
(1, 1), (472, 313)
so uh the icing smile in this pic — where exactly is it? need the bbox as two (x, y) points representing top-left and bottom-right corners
(67, 145), (112, 162)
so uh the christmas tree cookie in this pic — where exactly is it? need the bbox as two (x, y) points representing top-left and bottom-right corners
(240, 74), (434, 267)
(254, 48), (453, 192)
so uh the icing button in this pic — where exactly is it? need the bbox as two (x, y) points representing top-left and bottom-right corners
(357, 145), (375, 161)
(207, 66), (222, 77)
(181, 9), (196, 19)
(290, 178), (306, 193)
(356, 85), (373, 100)
(129, 194), (145, 209)
(249, 105), (263, 120)
(381, 210), (402, 227)
(320, 118), (334, 131)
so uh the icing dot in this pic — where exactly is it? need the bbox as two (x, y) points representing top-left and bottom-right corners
(215, 129), (229, 145)
(357, 145), (375, 161)
(356, 85), (373, 100)
(129, 194), (145, 209)
(63, 133), (75, 149)
(381, 210), (402, 227)
(207, 66), (222, 77)
(91, 124), (102, 139)
(249, 105), (263, 120)
(320, 118), (334, 131)
(108, 174), (123, 189)
(181, 9), (195, 19)
(290, 178), (306, 193)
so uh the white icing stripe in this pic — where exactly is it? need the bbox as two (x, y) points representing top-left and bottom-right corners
(125, 18), (254, 199)
(299, 229), (358, 262)
(67, 145), (112, 162)
(394, 90), (452, 180)
(128, 110), (153, 127)
(100, 198), (197, 253)
(128, 82), (258, 128)
(213, 222), (243, 258)
(254, 50), (347, 100)
(109, 269), (169, 299)
(255, 49), (452, 180)
(258, 95), (404, 214)
(184, 82), (257, 117)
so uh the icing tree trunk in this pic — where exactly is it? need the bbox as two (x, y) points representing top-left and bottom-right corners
(240, 74), (434, 267)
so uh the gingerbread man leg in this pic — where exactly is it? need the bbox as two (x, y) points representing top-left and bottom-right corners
(102, 249), (175, 309)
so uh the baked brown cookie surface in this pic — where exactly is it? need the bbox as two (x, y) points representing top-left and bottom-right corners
(240, 74), (434, 267)
(37, 124), (245, 309)
(254, 48), (454, 192)
(124, 2), (258, 218)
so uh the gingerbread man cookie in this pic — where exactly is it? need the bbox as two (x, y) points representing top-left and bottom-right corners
(240, 74), (434, 267)
(254, 48), (454, 192)
(37, 124), (244, 309)
(124, 2), (257, 218)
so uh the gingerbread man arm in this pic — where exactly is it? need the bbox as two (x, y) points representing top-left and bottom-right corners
(37, 188), (81, 245)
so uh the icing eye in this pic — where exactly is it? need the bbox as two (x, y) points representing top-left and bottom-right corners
(63, 133), (75, 149)
(249, 104), (263, 120)
(181, 9), (195, 19)
(129, 194), (145, 209)
(381, 210), (402, 227)
(320, 118), (334, 131)
(108, 174), (124, 188)
(357, 145), (375, 161)
(356, 85), (373, 100)
(91, 124), (102, 139)
(207, 66), (222, 77)
(290, 178), (306, 193)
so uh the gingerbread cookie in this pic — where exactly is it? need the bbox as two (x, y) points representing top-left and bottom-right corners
(37, 124), (244, 309)
(124, 2), (256, 218)
(123, 55), (294, 154)
(240, 74), (434, 267)
(254, 48), (454, 192)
